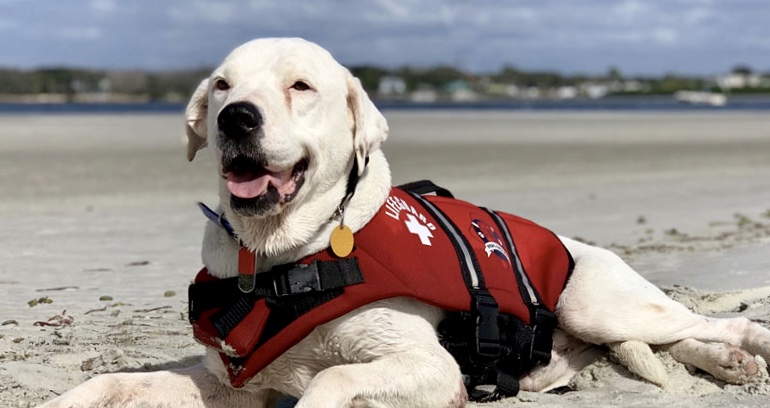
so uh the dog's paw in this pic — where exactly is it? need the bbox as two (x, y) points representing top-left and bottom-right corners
(707, 344), (762, 384)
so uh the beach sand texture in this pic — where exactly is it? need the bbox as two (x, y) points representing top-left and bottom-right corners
(1, 111), (770, 407)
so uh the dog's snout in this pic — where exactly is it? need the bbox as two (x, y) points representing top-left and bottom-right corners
(218, 102), (263, 138)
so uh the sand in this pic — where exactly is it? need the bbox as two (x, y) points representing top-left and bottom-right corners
(1, 111), (769, 407)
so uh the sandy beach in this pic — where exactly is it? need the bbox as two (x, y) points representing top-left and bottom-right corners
(1, 110), (769, 407)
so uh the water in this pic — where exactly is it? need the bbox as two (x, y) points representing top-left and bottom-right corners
(1, 95), (770, 114)
(0, 101), (186, 114)
(377, 95), (770, 111)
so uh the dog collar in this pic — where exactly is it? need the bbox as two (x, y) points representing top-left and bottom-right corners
(197, 202), (258, 292)
(197, 202), (237, 238)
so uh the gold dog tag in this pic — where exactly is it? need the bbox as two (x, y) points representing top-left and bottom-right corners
(330, 224), (354, 258)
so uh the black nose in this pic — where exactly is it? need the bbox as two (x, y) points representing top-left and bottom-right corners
(218, 102), (263, 138)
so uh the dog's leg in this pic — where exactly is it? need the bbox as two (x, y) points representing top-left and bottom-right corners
(281, 298), (466, 408)
(39, 364), (276, 408)
(662, 338), (763, 384)
(557, 237), (770, 382)
(294, 346), (466, 408)
(519, 329), (603, 392)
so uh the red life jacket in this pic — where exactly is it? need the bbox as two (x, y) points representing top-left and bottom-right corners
(188, 183), (573, 394)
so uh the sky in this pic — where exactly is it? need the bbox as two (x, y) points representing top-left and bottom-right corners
(1, 0), (768, 76)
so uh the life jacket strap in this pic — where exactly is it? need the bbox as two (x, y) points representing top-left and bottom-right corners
(470, 290), (501, 359)
(407, 182), (560, 402)
(483, 208), (557, 368)
(189, 258), (364, 339)
(409, 192), (502, 355)
(396, 179), (454, 198)
(407, 188), (515, 400)
(530, 307), (558, 365)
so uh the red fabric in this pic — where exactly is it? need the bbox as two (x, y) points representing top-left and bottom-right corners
(191, 188), (572, 388)
(238, 247), (256, 276)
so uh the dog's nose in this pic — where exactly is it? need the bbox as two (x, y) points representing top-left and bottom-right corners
(218, 102), (263, 138)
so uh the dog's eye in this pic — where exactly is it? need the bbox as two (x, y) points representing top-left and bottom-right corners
(214, 79), (230, 91)
(290, 81), (311, 91)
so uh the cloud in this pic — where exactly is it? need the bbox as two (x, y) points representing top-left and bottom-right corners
(0, 0), (767, 75)
(168, 0), (239, 25)
(90, 0), (116, 13)
(59, 27), (102, 40)
(651, 28), (679, 45)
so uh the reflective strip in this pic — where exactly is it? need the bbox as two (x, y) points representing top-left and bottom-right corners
(410, 194), (480, 288)
(487, 210), (539, 306)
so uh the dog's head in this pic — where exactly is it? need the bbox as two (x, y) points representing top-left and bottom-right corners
(186, 38), (388, 220)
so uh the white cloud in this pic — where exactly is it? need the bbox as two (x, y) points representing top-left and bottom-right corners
(91, 0), (116, 13)
(373, 0), (411, 19)
(651, 27), (679, 44)
(684, 8), (714, 25)
(613, 0), (648, 21)
(168, 0), (239, 24)
(59, 27), (101, 40)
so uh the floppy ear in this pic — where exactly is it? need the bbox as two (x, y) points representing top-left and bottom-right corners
(346, 73), (388, 176)
(185, 79), (210, 161)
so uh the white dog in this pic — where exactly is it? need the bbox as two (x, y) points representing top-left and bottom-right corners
(41, 38), (770, 408)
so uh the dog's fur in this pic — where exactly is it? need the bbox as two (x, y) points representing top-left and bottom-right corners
(41, 38), (770, 408)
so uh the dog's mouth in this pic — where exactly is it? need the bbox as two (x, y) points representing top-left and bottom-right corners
(222, 155), (308, 204)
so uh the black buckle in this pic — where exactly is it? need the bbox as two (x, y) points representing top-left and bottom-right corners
(533, 307), (557, 331)
(187, 283), (199, 323)
(530, 307), (557, 364)
(473, 293), (501, 359)
(273, 261), (321, 297)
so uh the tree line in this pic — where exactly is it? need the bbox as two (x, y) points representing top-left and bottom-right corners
(0, 64), (766, 101)
(0, 67), (211, 100)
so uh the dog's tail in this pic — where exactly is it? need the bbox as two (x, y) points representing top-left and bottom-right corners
(609, 341), (668, 387)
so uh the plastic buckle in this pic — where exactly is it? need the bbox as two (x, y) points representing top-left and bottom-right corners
(533, 308), (557, 330)
(473, 293), (501, 359)
(273, 261), (321, 296)
(531, 307), (557, 364)
(187, 283), (199, 323)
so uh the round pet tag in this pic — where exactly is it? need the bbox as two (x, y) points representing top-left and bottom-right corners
(330, 224), (354, 258)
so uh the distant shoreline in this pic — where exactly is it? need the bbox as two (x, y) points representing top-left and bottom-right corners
(3, 92), (770, 103)
(3, 94), (770, 114)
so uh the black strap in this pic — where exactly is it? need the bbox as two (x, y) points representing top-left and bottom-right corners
(346, 157), (361, 199)
(272, 258), (364, 297)
(188, 258), (364, 338)
(339, 156), (370, 211)
(409, 193), (501, 360)
(482, 209), (546, 324)
(477, 208), (558, 400)
(425, 201), (560, 401)
(397, 180), (454, 198)
(483, 208), (556, 365)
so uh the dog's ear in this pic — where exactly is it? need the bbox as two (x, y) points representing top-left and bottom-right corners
(185, 79), (209, 162)
(347, 73), (388, 176)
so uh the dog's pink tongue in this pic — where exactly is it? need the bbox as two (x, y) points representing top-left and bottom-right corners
(226, 170), (293, 199)
(226, 172), (271, 199)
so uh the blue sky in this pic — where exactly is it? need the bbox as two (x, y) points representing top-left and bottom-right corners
(1, 0), (768, 76)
